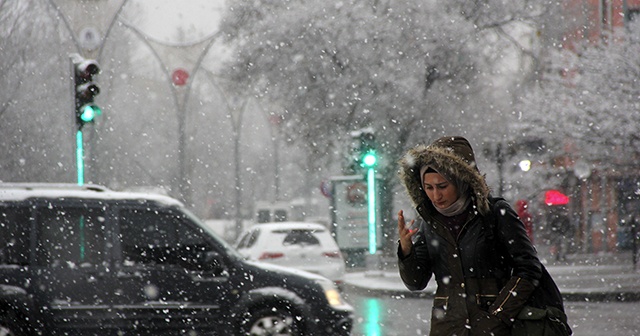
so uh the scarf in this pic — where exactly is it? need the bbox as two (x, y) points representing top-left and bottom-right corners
(435, 184), (471, 217)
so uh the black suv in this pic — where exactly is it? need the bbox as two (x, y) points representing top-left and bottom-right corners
(0, 183), (353, 335)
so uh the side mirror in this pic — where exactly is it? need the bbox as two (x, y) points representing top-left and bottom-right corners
(200, 251), (227, 275)
(202, 251), (224, 270)
(180, 248), (225, 273)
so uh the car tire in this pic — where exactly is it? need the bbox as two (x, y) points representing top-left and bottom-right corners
(0, 311), (25, 336)
(240, 305), (302, 336)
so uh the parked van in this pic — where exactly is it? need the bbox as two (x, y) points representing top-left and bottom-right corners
(0, 183), (352, 335)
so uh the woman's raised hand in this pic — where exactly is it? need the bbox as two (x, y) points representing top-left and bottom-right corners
(397, 210), (417, 257)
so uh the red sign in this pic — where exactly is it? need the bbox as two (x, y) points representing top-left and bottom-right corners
(346, 182), (367, 205)
(172, 68), (189, 86)
(544, 190), (569, 206)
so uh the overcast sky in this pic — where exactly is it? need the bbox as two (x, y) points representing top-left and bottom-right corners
(131, 0), (225, 43)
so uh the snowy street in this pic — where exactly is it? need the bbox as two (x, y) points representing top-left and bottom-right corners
(344, 290), (640, 336)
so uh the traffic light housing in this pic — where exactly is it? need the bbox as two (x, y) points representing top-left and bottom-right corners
(72, 54), (101, 129)
(345, 128), (380, 175)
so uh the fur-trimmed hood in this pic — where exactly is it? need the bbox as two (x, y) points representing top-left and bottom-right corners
(398, 136), (491, 216)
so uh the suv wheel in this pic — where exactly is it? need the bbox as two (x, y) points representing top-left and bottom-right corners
(241, 306), (302, 336)
(0, 327), (15, 336)
(0, 311), (22, 336)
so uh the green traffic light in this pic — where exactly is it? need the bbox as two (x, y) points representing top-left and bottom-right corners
(362, 151), (377, 168)
(80, 104), (101, 123)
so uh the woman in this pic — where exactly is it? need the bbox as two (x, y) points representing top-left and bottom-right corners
(397, 136), (567, 336)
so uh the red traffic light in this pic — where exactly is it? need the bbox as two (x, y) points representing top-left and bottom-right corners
(544, 190), (569, 206)
(74, 60), (100, 81)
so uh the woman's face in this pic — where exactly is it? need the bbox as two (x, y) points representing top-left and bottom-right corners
(423, 172), (459, 209)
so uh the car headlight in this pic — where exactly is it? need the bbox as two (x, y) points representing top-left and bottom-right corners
(315, 278), (350, 309)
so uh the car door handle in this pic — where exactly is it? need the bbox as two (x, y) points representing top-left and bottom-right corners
(85, 272), (105, 282)
(190, 271), (228, 283)
(116, 271), (144, 279)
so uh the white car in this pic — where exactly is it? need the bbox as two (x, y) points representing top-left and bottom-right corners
(236, 222), (346, 284)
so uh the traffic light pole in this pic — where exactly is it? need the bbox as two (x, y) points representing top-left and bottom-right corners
(361, 148), (384, 276)
(367, 166), (377, 255)
(365, 166), (383, 276)
(360, 149), (378, 255)
(76, 129), (85, 185)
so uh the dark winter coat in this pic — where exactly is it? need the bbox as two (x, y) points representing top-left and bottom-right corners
(397, 136), (564, 336)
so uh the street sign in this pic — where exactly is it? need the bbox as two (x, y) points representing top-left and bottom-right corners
(172, 68), (189, 86)
(330, 176), (382, 251)
(545, 189), (569, 206)
(79, 27), (101, 51)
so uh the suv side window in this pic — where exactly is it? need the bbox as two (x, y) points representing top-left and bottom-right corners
(35, 206), (106, 267)
(0, 204), (31, 266)
(119, 208), (214, 270)
(119, 208), (178, 265)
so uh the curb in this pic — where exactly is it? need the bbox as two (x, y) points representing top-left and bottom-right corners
(344, 252), (640, 302)
(561, 291), (640, 302)
(342, 283), (432, 299)
(343, 282), (640, 302)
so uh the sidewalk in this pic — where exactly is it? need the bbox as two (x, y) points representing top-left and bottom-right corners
(343, 251), (640, 302)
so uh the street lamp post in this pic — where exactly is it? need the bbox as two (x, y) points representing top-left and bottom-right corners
(483, 140), (520, 196)
(268, 115), (282, 201)
(199, 68), (248, 241)
(229, 98), (247, 240)
(496, 143), (505, 196)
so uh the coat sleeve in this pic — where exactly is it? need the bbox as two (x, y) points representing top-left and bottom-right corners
(397, 222), (433, 291)
(488, 200), (542, 325)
